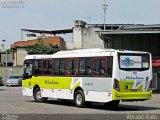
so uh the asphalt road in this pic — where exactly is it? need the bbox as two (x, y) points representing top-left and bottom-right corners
(0, 86), (160, 120)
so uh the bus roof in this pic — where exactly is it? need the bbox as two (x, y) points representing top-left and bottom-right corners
(24, 48), (150, 60)
(24, 55), (53, 60)
(55, 48), (115, 55)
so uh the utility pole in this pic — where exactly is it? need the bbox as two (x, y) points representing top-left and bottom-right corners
(21, 29), (23, 41)
(102, 0), (108, 30)
(2, 39), (7, 67)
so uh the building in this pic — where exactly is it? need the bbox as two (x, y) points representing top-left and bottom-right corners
(11, 36), (65, 66)
(20, 20), (160, 91)
(0, 53), (13, 66)
(92, 24), (160, 92)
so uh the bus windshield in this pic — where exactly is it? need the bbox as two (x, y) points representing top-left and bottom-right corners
(118, 53), (150, 71)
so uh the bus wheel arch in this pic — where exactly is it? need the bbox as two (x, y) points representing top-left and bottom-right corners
(33, 85), (40, 93)
(33, 85), (48, 103)
(74, 87), (85, 108)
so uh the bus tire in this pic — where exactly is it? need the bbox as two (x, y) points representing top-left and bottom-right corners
(104, 100), (120, 109)
(33, 88), (48, 103)
(74, 90), (85, 108)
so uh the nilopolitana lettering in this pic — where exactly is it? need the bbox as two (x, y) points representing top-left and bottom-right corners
(45, 80), (58, 85)
(126, 76), (144, 80)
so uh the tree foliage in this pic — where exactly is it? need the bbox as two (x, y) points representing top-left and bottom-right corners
(26, 38), (60, 55)
(1, 49), (12, 54)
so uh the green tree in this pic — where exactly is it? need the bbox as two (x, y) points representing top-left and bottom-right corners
(26, 38), (60, 55)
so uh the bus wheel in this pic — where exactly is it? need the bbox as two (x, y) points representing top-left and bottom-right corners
(104, 100), (120, 109)
(75, 90), (85, 108)
(33, 88), (48, 103)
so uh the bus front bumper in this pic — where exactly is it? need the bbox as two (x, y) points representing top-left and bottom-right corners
(112, 89), (152, 101)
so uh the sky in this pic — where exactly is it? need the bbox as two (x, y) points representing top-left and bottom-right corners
(0, 0), (160, 48)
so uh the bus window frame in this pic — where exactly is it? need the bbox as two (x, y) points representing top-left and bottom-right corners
(59, 59), (65, 76)
(92, 57), (107, 77)
(78, 57), (93, 77)
(65, 58), (79, 77)
(33, 60), (43, 76)
(53, 59), (65, 76)
(53, 59), (60, 76)
(42, 59), (54, 76)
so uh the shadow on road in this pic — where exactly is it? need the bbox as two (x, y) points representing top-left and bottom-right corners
(153, 92), (160, 94)
(113, 104), (160, 111)
(28, 99), (160, 111)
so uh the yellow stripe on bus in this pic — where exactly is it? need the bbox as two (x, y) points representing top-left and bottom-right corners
(22, 76), (76, 89)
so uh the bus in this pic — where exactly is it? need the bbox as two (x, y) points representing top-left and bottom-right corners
(22, 48), (152, 108)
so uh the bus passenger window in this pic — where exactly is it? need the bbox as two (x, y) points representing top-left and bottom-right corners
(79, 59), (86, 75)
(65, 59), (78, 76)
(54, 60), (60, 75)
(59, 60), (65, 75)
(34, 61), (38, 74)
(79, 58), (92, 76)
(42, 60), (53, 75)
(93, 58), (106, 76)
(94, 59), (100, 75)
(100, 59), (106, 75)
(33, 60), (42, 75)
(48, 60), (53, 75)
(66, 60), (72, 75)
(107, 57), (113, 77)
(43, 60), (48, 75)
(73, 60), (78, 75)
(86, 59), (92, 75)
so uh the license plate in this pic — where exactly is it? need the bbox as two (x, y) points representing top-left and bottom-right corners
(132, 89), (137, 92)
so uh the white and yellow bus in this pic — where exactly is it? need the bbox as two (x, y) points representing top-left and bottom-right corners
(22, 48), (152, 108)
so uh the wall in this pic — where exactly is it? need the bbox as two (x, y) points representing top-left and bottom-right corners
(73, 27), (82, 49)
(81, 27), (104, 49)
(73, 27), (104, 49)
(1, 54), (13, 66)
(65, 41), (74, 49)
(13, 48), (28, 66)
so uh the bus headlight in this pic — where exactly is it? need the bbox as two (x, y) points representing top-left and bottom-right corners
(113, 78), (120, 92)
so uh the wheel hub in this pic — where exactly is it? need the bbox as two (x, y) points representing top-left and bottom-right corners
(76, 94), (82, 105)
(36, 91), (42, 100)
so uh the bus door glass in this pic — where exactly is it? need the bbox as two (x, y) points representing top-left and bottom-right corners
(23, 60), (33, 79)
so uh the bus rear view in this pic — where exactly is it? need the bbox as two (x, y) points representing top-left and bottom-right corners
(112, 52), (152, 101)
